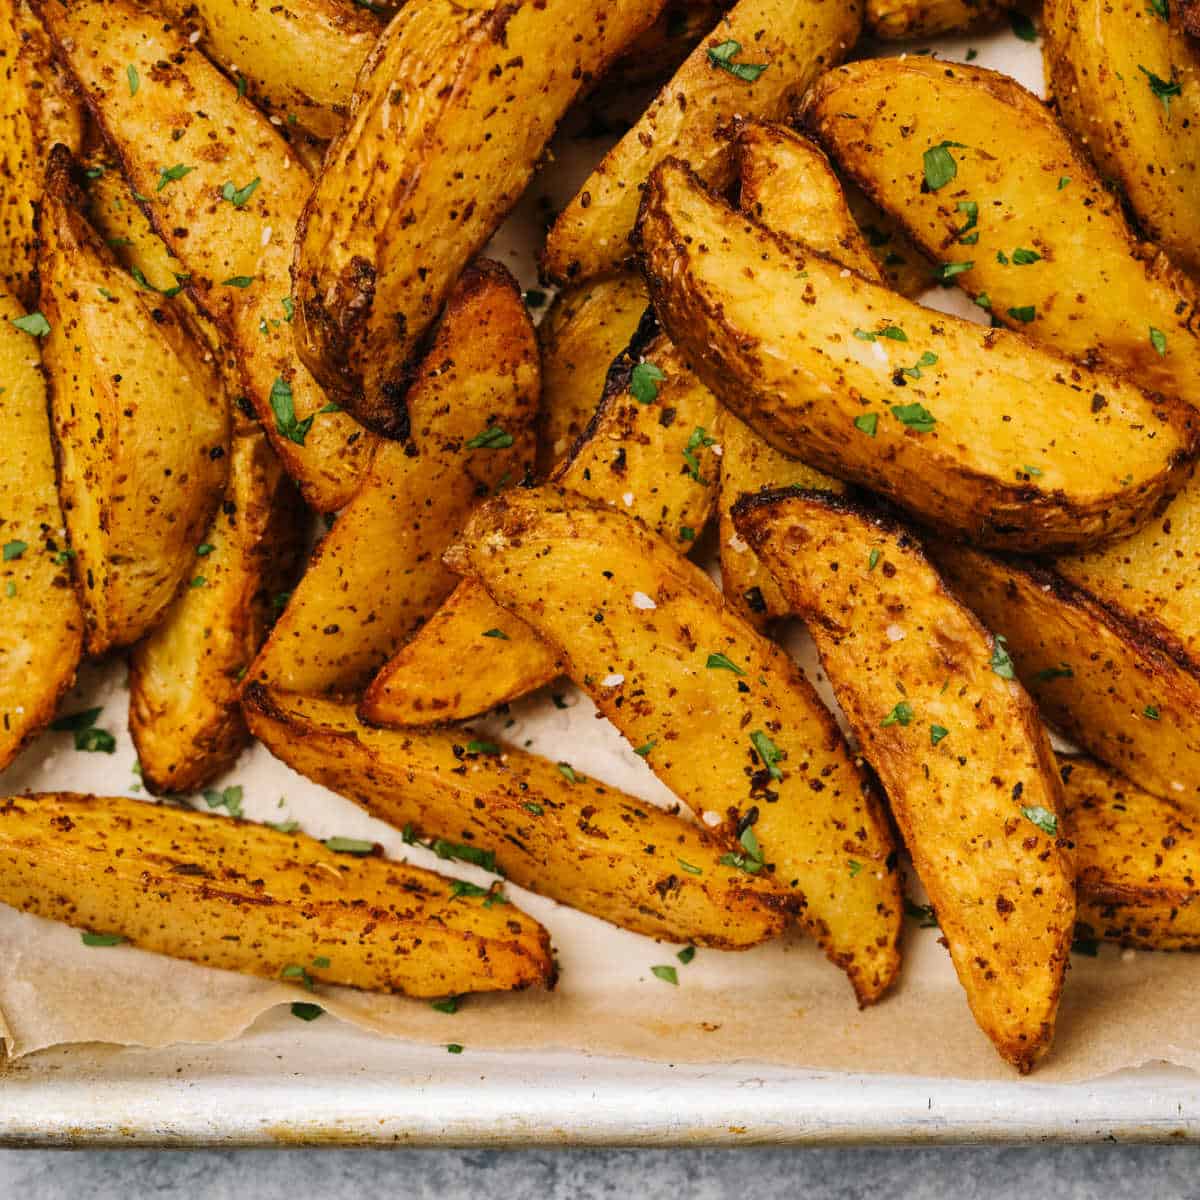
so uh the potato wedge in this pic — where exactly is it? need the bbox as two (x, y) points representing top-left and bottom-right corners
(37, 0), (376, 512)
(292, 0), (666, 433)
(718, 411), (843, 627)
(931, 543), (1200, 816)
(1, 0), (45, 301)
(866, 0), (1013, 38)
(249, 261), (539, 697)
(40, 148), (230, 655)
(446, 486), (903, 1005)
(155, 0), (380, 140)
(734, 490), (1074, 1073)
(1045, 0), (1200, 280)
(360, 327), (722, 728)
(0, 294), (83, 771)
(0, 791), (553, 997)
(805, 56), (1200, 411)
(14, 0), (83, 170)
(244, 685), (793, 947)
(537, 272), (649, 476)
(635, 159), (1196, 553)
(541, 0), (863, 284)
(1063, 755), (1200, 952)
(610, 0), (730, 86)
(129, 432), (305, 795)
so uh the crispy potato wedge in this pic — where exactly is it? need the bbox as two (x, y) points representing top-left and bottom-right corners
(636, 159), (1196, 553)
(610, 0), (730, 86)
(537, 272), (648, 476)
(40, 148), (230, 655)
(249, 261), (539, 697)
(130, 432), (304, 795)
(155, 0), (380, 141)
(1063, 755), (1200, 951)
(866, 0), (1013, 38)
(0, 791), (553, 997)
(1045, 0), (1200, 279)
(244, 685), (793, 947)
(360, 325), (722, 728)
(542, 0), (863, 284)
(14, 0), (83, 168)
(446, 485), (903, 1005)
(37, 0), (376, 512)
(293, 0), (665, 434)
(0, 293), (83, 771)
(735, 490), (1074, 1073)
(718, 411), (843, 627)
(805, 57), (1200, 411)
(1, 0), (43, 300)
(931, 543), (1200, 815)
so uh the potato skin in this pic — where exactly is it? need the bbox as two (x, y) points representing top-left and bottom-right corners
(866, 0), (1013, 38)
(1063, 755), (1200, 951)
(805, 56), (1200, 413)
(0, 792), (553, 997)
(542, 0), (863, 284)
(635, 159), (1196, 554)
(292, 0), (666, 434)
(932, 543), (1200, 818)
(446, 486), (903, 1006)
(154, 0), (381, 140)
(735, 490), (1074, 1074)
(244, 685), (794, 948)
(249, 261), (539, 697)
(35, 0), (376, 513)
(129, 432), (305, 795)
(1044, 0), (1200, 280)
(40, 148), (230, 655)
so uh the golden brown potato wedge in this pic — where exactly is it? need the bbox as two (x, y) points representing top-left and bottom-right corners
(805, 56), (1200, 411)
(292, 0), (666, 434)
(635, 159), (1197, 553)
(0, 293), (83, 771)
(718, 411), (843, 628)
(244, 685), (794, 947)
(40, 148), (230, 655)
(0, 791), (553, 997)
(931, 543), (1200, 816)
(446, 485), (903, 1006)
(36, 0), (376, 512)
(1063, 755), (1200, 952)
(14, 0), (83, 174)
(360, 325), (722, 728)
(609, 0), (730, 86)
(1045, 0), (1200, 279)
(537, 272), (649, 476)
(735, 490), (1074, 1073)
(155, 0), (381, 141)
(249, 261), (539, 697)
(866, 0), (1013, 38)
(129, 432), (304, 795)
(542, 0), (863, 284)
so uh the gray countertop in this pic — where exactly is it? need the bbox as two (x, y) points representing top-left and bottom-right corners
(2, 1147), (1199, 1198)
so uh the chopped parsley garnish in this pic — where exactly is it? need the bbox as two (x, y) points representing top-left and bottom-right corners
(2, 540), (26, 561)
(854, 325), (908, 343)
(630, 361), (665, 403)
(651, 964), (679, 985)
(1139, 65), (1182, 117)
(221, 275), (255, 288)
(923, 141), (967, 191)
(749, 730), (783, 781)
(51, 706), (115, 753)
(269, 377), (315, 445)
(127, 65), (140, 96)
(868, 548), (881, 571)
(955, 200), (979, 244)
(678, 526), (696, 542)
(1150, 327), (1168, 357)
(1021, 805), (1058, 836)
(706, 652), (745, 675)
(81, 932), (127, 947)
(634, 739), (656, 757)
(448, 880), (506, 906)
(1033, 663), (1074, 683)
(706, 39), (768, 82)
(1010, 10), (1037, 40)
(522, 802), (543, 816)
(899, 350), (938, 381)
(1148, 0), (1169, 19)
(291, 1003), (323, 1022)
(203, 785), (243, 818)
(881, 701), (913, 728)
(466, 426), (513, 450)
(281, 962), (316, 991)
(930, 725), (949, 746)
(719, 823), (765, 875)
(677, 859), (702, 876)
(891, 403), (936, 432)
(848, 860), (863, 877)
(130, 266), (187, 298)
(933, 260), (973, 283)
(11, 311), (50, 337)
(854, 412), (878, 437)
(446, 1043), (464, 1054)
(973, 292), (992, 311)
(431, 996), (460, 1014)
(677, 945), (696, 964)
(189, 575), (206, 588)
(1144, 705), (1161, 720)
(323, 836), (375, 856)
(267, 819), (299, 833)
(904, 899), (938, 928)
(523, 289), (546, 308)
(990, 635), (1016, 679)
(403, 828), (499, 874)
(482, 628), (508, 639)
(556, 762), (581, 783)
(1007, 305), (1036, 323)
(196, 543), (215, 556)
(683, 426), (716, 482)
(1011, 248), (1041, 265)
(155, 163), (195, 191)
(221, 177), (261, 207)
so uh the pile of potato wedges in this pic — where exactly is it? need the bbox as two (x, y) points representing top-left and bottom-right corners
(1, 0), (1199, 1073)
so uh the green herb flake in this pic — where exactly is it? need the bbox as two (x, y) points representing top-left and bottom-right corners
(677, 858), (702, 876)
(891, 402), (936, 432)
(482, 627), (509, 640)
(629, 361), (665, 403)
(682, 426), (716, 482)
(269, 376), (316, 446)
(634, 739), (656, 757)
(221, 177), (261, 207)
(651, 964), (679, 986)
(955, 200), (979, 244)
(127, 65), (140, 96)
(291, 1002), (323, 1022)
(522, 802), (543, 816)
(1010, 10), (1037, 40)
(11, 311), (50, 337)
(934, 259), (974, 283)
(677, 945), (696, 964)
(881, 700), (914, 728)
(1058, 176), (1071, 190)
(82, 932), (127, 947)
(1021, 805), (1058, 836)
(854, 412), (878, 437)
(749, 730), (784, 781)
(202, 785), (244, 818)
(446, 1043), (464, 1054)
(922, 140), (967, 191)
(431, 996), (460, 1013)
(1139, 65), (1182, 117)
(930, 724), (949, 746)
(1150, 326), (1168, 357)
(990, 634), (1016, 679)
(848, 859), (863, 877)
(323, 836), (375, 856)
(868, 548), (881, 572)
(557, 762), (581, 784)
(904, 899), (938, 928)
(2, 540), (26, 561)
(155, 163), (195, 192)
(1148, 0), (1170, 18)
(1144, 705), (1161, 720)
(221, 275), (255, 288)
(1033, 663), (1074, 683)
(266, 819), (299, 833)
(196, 543), (215, 557)
(466, 426), (513, 450)
(678, 526), (696, 542)
(466, 740), (500, 756)
(706, 652), (745, 675)
(1007, 305), (1036, 323)
(706, 39), (768, 82)
(1011, 248), (1042, 265)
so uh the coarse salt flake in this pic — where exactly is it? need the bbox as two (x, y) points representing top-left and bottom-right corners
(726, 533), (749, 554)
(601, 673), (625, 688)
(622, 492), (634, 508)
(632, 592), (656, 610)
(702, 810), (722, 827)
(885, 624), (906, 642)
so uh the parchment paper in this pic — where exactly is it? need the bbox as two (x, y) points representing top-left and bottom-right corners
(2, 26), (1195, 1083)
